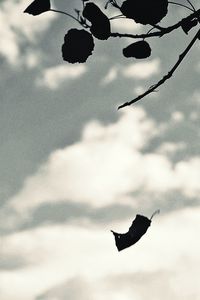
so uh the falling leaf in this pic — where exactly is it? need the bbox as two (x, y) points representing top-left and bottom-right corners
(111, 210), (159, 251)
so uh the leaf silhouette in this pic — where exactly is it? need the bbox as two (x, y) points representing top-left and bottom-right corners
(121, 0), (168, 25)
(123, 40), (151, 59)
(24, 0), (50, 16)
(83, 3), (111, 40)
(62, 29), (95, 63)
(111, 210), (159, 251)
(181, 18), (198, 35)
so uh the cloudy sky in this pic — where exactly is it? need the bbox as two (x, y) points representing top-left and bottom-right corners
(0, 0), (200, 299)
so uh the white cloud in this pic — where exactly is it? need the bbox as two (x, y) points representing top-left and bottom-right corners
(157, 142), (186, 155)
(5, 107), (158, 216)
(37, 64), (87, 89)
(25, 51), (41, 69)
(133, 85), (145, 95)
(100, 59), (160, 87)
(171, 111), (185, 123)
(0, 0), (56, 65)
(0, 207), (200, 300)
(122, 59), (160, 79)
(174, 158), (200, 197)
(111, 18), (141, 32)
(3, 106), (200, 223)
(100, 66), (119, 85)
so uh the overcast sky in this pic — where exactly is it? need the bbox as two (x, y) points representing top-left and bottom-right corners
(0, 0), (200, 299)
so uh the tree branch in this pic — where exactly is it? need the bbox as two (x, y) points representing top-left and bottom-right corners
(110, 8), (200, 40)
(168, 1), (194, 12)
(118, 28), (200, 110)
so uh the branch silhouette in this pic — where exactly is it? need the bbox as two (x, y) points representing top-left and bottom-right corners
(118, 28), (200, 109)
(24, 0), (200, 109)
(111, 8), (200, 39)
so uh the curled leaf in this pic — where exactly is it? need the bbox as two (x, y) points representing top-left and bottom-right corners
(111, 214), (151, 251)
(83, 3), (111, 40)
(62, 29), (95, 64)
(24, 0), (50, 15)
(123, 40), (151, 59)
(121, 0), (168, 25)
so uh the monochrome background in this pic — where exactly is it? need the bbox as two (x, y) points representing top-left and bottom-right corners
(0, 0), (200, 299)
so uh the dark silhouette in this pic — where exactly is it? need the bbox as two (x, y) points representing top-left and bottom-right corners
(123, 40), (151, 59)
(83, 3), (111, 40)
(62, 29), (94, 63)
(23, 0), (200, 106)
(120, 0), (168, 25)
(111, 210), (160, 251)
(24, 0), (50, 15)
(181, 18), (198, 34)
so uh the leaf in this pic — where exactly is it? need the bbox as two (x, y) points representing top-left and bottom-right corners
(120, 0), (168, 25)
(123, 40), (151, 59)
(111, 214), (151, 251)
(62, 29), (95, 64)
(111, 210), (159, 251)
(181, 18), (198, 35)
(83, 3), (111, 40)
(24, 0), (50, 16)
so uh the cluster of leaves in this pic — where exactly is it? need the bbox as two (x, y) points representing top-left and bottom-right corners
(24, 0), (200, 108)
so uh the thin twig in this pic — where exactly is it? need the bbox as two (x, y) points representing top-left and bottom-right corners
(111, 31), (160, 39)
(118, 29), (200, 109)
(50, 9), (79, 23)
(109, 14), (125, 20)
(112, 0), (121, 9)
(150, 210), (160, 220)
(169, 1), (194, 12)
(186, 0), (196, 11)
(111, 8), (200, 39)
(49, 8), (89, 28)
(142, 27), (157, 40)
(152, 24), (165, 30)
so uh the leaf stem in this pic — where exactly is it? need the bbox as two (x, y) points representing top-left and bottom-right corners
(186, 0), (196, 11)
(168, 1), (194, 12)
(109, 14), (125, 20)
(150, 210), (160, 220)
(50, 8), (79, 22)
(49, 8), (89, 28)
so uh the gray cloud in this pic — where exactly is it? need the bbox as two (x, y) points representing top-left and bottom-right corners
(8, 194), (199, 234)
(36, 277), (92, 300)
(0, 254), (27, 270)
(105, 270), (193, 300)
(20, 201), (135, 228)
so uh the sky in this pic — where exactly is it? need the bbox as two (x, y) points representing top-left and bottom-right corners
(0, 0), (200, 299)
